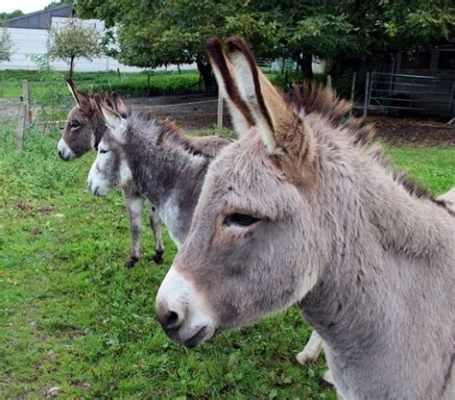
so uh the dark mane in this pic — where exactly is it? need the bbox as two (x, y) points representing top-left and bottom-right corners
(133, 111), (220, 159)
(287, 81), (351, 126)
(288, 82), (452, 213)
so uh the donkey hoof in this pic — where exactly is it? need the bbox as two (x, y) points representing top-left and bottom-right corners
(153, 251), (164, 264)
(125, 256), (139, 268)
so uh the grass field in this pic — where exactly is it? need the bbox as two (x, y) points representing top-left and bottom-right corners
(1, 126), (454, 399)
(0, 70), (203, 99)
(0, 69), (321, 100)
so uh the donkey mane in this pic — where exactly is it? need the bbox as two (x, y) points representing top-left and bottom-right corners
(287, 82), (453, 214)
(288, 82), (351, 126)
(130, 111), (221, 159)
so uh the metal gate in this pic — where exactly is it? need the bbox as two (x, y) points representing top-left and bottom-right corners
(363, 72), (455, 118)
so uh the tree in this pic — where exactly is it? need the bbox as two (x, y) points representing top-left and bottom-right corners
(45, 1), (73, 10)
(77, 0), (280, 88)
(319, 0), (455, 78)
(0, 27), (12, 62)
(77, 0), (455, 83)
(0, 10), (24, 22)
(48, 18), (102, 79)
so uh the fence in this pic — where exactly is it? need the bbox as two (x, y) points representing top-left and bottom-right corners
(363, 72), (455, 118)
(2, 78), (229, 152)
(127, 92), (228, 131)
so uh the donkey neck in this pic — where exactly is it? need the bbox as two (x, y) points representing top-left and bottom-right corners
(125, 122), (211, 244)
(299, 141), (455, 399)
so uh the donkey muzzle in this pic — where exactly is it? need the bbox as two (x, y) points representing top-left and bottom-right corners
(57, 138), (76, 161)
(155, 265), (216, 348)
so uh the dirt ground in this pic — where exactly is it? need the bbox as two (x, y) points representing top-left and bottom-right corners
(370, 116), (455, 146)
(128, 96), (455, 144)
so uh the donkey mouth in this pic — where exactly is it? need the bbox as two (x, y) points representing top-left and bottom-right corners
(58, 150), (74, 161)
(182, 326), (208, 348)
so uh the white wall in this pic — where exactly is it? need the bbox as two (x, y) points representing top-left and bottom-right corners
(0, 17), (195, 73)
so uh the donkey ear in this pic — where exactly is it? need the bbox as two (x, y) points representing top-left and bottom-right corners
(110, 92), (129, 118)
(66, 78), (80, 103)
(66, 79), (95, 115)
(100, 99), (127, 141)
(225, 36), (314, 165)
(205, 36), (255, 135)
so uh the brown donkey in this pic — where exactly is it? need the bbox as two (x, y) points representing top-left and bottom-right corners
(156, 37), (455, 399)
(57, 80), (164, 266)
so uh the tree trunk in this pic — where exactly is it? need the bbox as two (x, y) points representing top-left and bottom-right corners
(196, 59), (216, 93)
(299, 53), (313, 81)
(69, 55), (75, 80)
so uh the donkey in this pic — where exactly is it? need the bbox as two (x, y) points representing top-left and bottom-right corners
(155, 36), (455, 399)
(87, 95), (231, 247)
(88, 88), (347, 378)
(57, 80), (164, 267)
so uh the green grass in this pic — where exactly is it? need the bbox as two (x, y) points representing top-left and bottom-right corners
(0, 126), (453, 399)
(0, 69), (315, 100)
(387, 145), (455, 194)
(0, 70), (204, 99)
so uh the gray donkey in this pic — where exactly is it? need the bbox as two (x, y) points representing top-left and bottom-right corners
(57, 80), (164, 266)
(87, 95), (231, 246)
(156, 37), (455, 400)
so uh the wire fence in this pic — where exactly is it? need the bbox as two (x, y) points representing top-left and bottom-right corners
(0, 78), (230, 153)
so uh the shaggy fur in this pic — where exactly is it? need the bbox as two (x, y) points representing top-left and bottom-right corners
(88, 99), (231, 246)
(156, 36), (455, 400)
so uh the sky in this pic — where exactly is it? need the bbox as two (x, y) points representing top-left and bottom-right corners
(1, 0), (52, 14)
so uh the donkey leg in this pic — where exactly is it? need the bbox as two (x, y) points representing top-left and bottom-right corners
(296, 330), (323, 365)
(123, 189), (143, 268)
(149, 203), (164, 264)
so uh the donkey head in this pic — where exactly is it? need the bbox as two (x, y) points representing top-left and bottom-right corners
(156, 37), (329, 348)
(57, 79), (106, 160)
(87, 94), (132, 196)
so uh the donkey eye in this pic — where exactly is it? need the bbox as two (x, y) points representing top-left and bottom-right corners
(223, 213), (260, 227)
(70, 122), (81, 128)
(99, 149), (109, 154)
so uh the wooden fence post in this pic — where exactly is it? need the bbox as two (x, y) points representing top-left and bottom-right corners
(15, 80), (30, 151)
(217, 88), (223, 128)
(23, 79), (32, 124)
(16, 100), (27, 152)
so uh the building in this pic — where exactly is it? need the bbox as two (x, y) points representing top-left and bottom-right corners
(0, 5), (144, 72)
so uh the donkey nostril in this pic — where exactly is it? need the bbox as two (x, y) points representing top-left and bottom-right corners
(164, 310), (181, 330)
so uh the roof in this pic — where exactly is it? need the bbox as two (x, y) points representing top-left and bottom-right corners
(6, 4), (74, 30)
